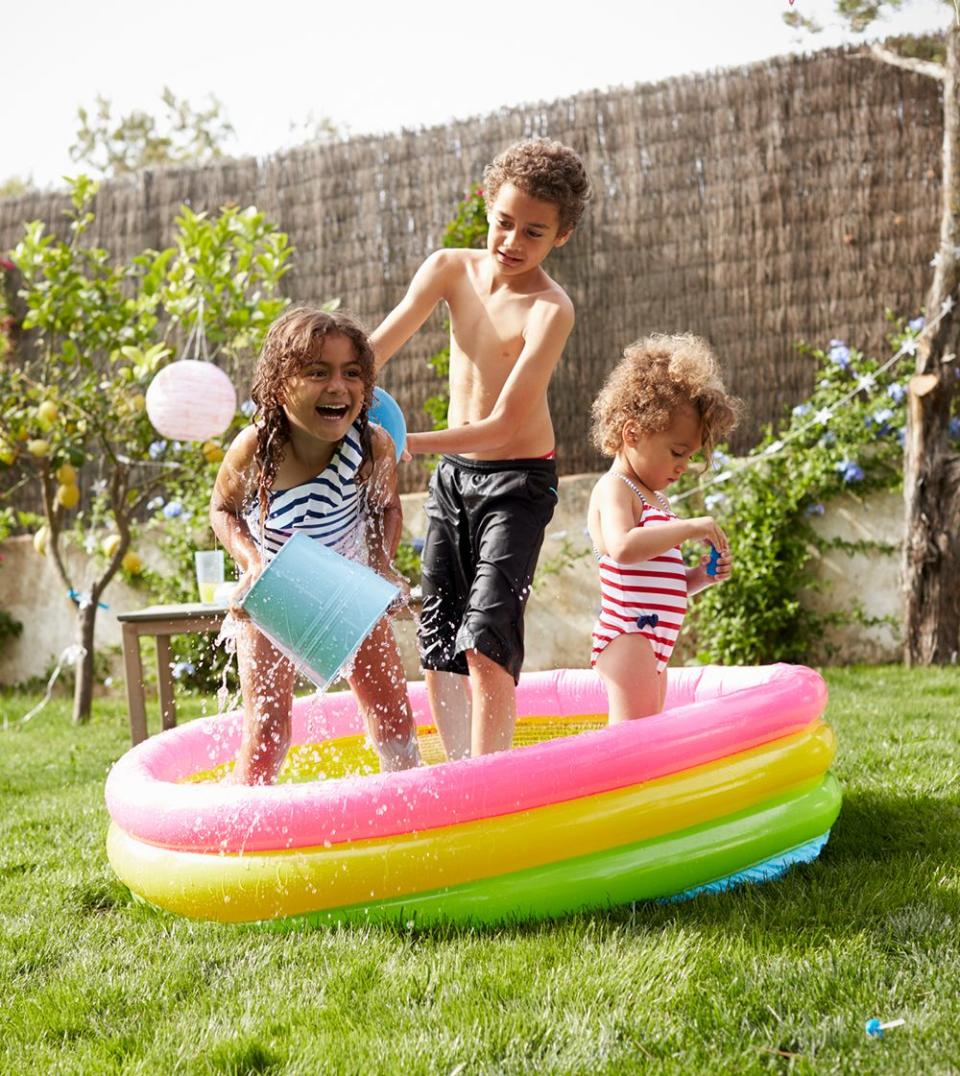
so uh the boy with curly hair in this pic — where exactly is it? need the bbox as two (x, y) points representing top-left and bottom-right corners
(372, 138), (591, 760)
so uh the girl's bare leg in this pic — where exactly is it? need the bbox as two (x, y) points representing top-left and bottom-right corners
(595, 634), (662, 724)
(425, 670), (472, 761)
(234, 621), (297, 784)
(349, 618), (421, 772)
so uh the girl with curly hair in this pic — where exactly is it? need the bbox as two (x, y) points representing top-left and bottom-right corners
(587, 333), (741, 723)
(210, 307), (420, 783)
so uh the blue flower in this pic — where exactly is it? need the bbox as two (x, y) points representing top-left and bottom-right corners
(711, 449), (729, 470)
(146, 496), (164, 511)
(171, 660), (195, 680)
(163, 501), (184, 519)
(870, 408), (895, 437)
(896, 427), (906, 446)
(792, 403), (812, 419)
(148, 440), (167, 460)
(828, 342), (851, 369)
(240, 399), (256, 418)
(887, 382), (906, 404)
(805, 503), (826, 517)
(171, 441), (182, 454)
(950, 417), (960, 440)
(908, 315), (925, 332)
(836, 459), (864, 483)
(704, 492), (728, 512)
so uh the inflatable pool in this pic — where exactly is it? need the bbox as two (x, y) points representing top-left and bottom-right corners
(105, 663), (840, 927)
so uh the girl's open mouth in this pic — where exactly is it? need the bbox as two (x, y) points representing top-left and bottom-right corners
(316, 403), (349, 419)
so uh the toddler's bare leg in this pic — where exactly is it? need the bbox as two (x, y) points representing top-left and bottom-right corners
(349, 619), (421, 772)
(234, 621), (296, 784)
(465, 649), (516, 756)
(595, 635), (662, 724)
(425, 670), (472, 761)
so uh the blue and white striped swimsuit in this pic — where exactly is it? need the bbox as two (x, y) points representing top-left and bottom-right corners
(245, 422), (365, 559)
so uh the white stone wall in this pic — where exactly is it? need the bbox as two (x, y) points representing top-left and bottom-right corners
(0, 478), (903, 687)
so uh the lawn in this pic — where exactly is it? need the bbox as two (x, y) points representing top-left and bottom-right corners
(1, 666), (958, 1074)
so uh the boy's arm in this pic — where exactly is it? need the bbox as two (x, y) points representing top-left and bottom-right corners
(405, 298), (574, 456)
(371, 250), (452, 373)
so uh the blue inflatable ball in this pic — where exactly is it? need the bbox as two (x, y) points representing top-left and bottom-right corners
(368, 388), (407, 460)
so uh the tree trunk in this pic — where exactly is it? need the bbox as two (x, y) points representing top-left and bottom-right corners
(903, 24), (960, 666)
(72, 601), (97, 724)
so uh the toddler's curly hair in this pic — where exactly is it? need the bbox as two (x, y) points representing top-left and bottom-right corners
(483, 138), (591, 235)
(591, 333), (741, 463)
(250, 307), (376, 532)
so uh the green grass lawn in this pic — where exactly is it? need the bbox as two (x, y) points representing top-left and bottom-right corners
(1, 666), (958, 1074)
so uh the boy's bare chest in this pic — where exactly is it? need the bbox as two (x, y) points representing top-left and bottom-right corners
(446, 281), (531, 366)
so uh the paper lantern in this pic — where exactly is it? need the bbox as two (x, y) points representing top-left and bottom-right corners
(145, 360), (237, 442)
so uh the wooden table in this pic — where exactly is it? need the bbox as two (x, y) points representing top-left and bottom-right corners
(117, 602), (228, 745)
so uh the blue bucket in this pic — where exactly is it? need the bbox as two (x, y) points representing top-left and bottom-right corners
(239, 532), (399, 691)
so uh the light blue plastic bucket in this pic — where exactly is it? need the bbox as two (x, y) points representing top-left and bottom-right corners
(239, 532), (398, 691)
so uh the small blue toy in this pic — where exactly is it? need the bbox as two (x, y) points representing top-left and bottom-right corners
(865, 1017), (905, 1039)
(706, 544), (721, 577)
(368, 387), (407, 461)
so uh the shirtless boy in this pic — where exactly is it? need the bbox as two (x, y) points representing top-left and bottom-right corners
(371, 138), (591, 759)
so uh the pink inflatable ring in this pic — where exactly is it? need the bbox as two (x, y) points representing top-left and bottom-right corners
(105, 663), (840, 926)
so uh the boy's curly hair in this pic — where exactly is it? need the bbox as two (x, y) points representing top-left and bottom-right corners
(591, 333), (742, 464)
(483, 138), (591, 235)
(249, 307), (376, 533)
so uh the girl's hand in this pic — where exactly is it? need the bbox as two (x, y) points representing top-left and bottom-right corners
(229, 558), (265, 619)
(687, 515), (728, 553)
(688, 548), (732, 595)
(702, 546), (732, 583)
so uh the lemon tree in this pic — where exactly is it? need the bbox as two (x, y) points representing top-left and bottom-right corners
(1, 176), (292, 721)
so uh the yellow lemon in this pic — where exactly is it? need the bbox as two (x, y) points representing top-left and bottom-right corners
(102, 534), (122, 559)
(33, 526), (48, 556)
(36, 400), (59, 429)
(202, 441), (224, 464)
(56, 462), (77, 484)
(121, 551), (142, 574)
(27, 439), (50, 457)
(56, 483), (80, 509)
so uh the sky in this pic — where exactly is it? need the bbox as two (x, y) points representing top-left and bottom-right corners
(2, 0), (953, 189)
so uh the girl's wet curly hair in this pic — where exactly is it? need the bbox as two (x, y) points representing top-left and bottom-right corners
(591, 333), (742, 464)
(250, 307), (376, 532)
(483, 138), (591, 235)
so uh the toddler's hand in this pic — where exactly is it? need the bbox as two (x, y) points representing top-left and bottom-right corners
(702, 547), (732, 583)
(688, 515), (728, 553)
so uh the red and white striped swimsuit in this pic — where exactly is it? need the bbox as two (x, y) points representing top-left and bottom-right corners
(591, 474), (688, 674)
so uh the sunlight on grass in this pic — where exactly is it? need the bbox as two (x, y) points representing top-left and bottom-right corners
(1, 667), (958, 1072)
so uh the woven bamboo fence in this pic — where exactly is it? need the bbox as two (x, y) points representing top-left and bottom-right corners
(0, 44), (943, 493)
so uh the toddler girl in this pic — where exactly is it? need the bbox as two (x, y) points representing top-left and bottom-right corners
(210, 307), (421, 783)
(587, 333), (741, 723)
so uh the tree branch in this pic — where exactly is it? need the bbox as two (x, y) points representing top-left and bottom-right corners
(867, 43), (946, 81)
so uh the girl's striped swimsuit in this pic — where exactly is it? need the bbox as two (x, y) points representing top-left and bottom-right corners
(244, 421), (365, 559)
(590, 474), (688, 674)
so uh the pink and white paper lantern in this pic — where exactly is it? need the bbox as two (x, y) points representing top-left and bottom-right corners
(145, 360), (237, 442)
